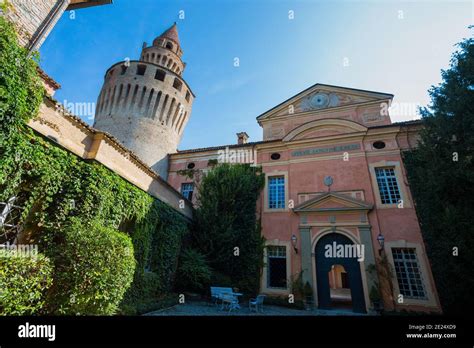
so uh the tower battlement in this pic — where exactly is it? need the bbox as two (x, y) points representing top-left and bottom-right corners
(93, 23), (194, 178)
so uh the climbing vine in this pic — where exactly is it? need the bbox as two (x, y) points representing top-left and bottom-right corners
(0, 126), (190, 314)
(0, 17), (190, 315)
(120, 199), (189, 314)
(0, 16), (43, 141)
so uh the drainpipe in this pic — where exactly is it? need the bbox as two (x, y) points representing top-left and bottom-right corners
(28, 0), (70, 55)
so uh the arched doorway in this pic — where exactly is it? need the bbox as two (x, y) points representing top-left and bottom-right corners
(315, 233), (366, 313)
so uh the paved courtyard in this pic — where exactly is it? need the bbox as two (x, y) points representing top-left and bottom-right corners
(145, 301), (366, 316)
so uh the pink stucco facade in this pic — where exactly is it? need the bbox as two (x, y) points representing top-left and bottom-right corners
(168, 84), (441, 314)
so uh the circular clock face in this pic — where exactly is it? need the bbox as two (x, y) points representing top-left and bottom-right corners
(310, 93), (329, 108)
(324, 176), (333, 187)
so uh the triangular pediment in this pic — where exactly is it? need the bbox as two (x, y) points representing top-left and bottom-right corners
(257, 83), (393, 122)
(293, 192), (372, 213)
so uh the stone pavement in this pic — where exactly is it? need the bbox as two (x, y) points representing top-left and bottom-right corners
(145, 301), (367, 316)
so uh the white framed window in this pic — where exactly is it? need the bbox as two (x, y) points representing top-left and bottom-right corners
(268, 176), (285, 209)
(375, 167), (401, 204)
(181, 183), (194, 201)
(267, 246), (287, 288)
(392, 248), (426, 300)
(0, 196), (23, 245)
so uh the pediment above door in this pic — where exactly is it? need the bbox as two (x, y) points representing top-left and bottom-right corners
(293, 192), (373, 213)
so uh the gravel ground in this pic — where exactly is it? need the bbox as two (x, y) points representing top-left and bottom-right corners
(144, 301), (366, 316)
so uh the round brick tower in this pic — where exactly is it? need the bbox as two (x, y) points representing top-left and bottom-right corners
(93, 23), (194, 178)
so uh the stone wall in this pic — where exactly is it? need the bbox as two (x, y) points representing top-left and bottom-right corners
(94, 60), (194, 178)
(2, 0), (69, 49)
(2, 0), (111, 51)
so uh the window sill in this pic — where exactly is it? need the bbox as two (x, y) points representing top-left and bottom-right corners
(264, 208), (288, 213)
(377, 203), (402, 209)
(395, 298), (438, 307)
(261, 287), (289, 295)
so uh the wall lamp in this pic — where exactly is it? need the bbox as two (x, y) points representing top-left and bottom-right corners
(377, 233), (385, 256)
(291, 234), (298, 254)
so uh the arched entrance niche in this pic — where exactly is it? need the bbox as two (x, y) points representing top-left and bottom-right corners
(314, 232), (366, 313)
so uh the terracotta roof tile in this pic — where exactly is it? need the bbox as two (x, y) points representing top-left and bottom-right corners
(158, 22), (180, 46)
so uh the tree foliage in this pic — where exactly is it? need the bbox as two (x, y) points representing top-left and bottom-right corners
(0, 16), (190, 315)
(403, 32), (474, 314)
(44, 218), (135, 315)
(0, 16), (43, 141)
(0, 125), (190, 314)
(175, 247), (212, 293)
(120, 200), (189, 314)
(0, 250), (53, 315)
(192, 163), (265, 294)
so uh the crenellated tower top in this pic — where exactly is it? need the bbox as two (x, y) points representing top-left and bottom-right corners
(140, 23), (186, 76)
(93, 23), (194, 179)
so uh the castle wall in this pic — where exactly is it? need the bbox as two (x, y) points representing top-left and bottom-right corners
(94, 60), (194, 178)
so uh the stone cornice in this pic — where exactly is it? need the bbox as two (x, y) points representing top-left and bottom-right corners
(30, 95), (193, 219)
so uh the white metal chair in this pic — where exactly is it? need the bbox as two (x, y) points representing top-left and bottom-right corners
(249, 295), (266, 313)
(210, 287), (233, 306)
(220, 292), (240, 312)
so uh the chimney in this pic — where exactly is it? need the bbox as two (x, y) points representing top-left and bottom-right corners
(237, 132), (249, 145)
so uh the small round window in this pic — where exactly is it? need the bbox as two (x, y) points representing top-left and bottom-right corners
(187, 162), (195, 169)
(270, 153), (281, 160)
(373, 141), (386, 150)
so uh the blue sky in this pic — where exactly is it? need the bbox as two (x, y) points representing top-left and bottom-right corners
(39, 0), (473, 150)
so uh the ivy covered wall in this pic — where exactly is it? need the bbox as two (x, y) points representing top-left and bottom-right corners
(0, 16), (190, 315)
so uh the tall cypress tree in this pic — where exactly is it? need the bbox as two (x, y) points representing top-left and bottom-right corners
(192, 163), (265, 294)
(403, 31), (474, 314)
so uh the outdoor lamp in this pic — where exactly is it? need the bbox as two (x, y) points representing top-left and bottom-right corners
(291, 234), (298, 254)
(377, 233), (385, 255)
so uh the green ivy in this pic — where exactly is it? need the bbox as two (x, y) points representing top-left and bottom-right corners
(0, 17), (190, 315)
(0, 129), (190, 315)
(175, 247), (212, 293)
(0, 250), (53, 315)
(44, 218), (136, 315)
(120, 200), (189, 314)
(0, 16), (43, 141)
